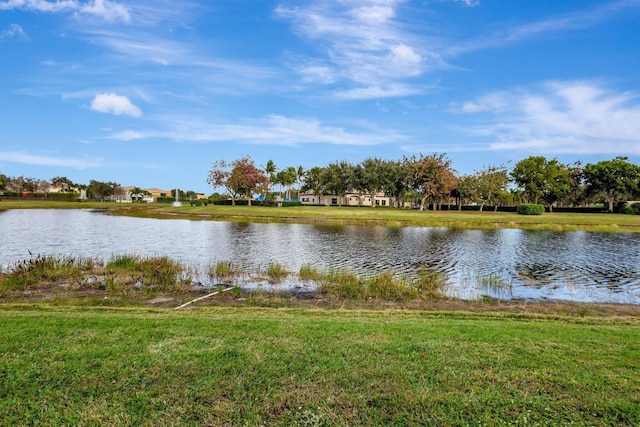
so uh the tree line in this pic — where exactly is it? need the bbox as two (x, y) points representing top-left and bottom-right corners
(0, 174), (199, 203)
(207, 154), (640, 212)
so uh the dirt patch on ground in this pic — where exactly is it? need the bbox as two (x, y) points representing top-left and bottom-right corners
(2, 286), (639, 320)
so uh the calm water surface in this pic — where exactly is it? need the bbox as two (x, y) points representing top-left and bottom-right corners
(1, 209), (639, 303)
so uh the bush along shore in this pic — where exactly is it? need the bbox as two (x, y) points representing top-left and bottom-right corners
(2, 254), (640, 318)
(0, 255), (447, 304)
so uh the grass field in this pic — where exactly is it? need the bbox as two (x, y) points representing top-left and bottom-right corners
(2, 200), (640, 232)
(1, 305), (639, 426)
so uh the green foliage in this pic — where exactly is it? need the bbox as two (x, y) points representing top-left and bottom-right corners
(105, 255), (190, 294)
(156, 197), (176, 203)
(282, 200), (302, 207)
(0, 254), (97, 291)
(517, 204), (545, 215)
(265, 262), (288, 282)
(106, 254), (140, 271)
(414, 267), (447, 298)
(320, 268), (447, 301)
(583, 157), (640, 212)
(209, 260), (237, 281)
(45, 192), (80, 202)
(622, 202), (640, 215)
(511, 156), (573, 210)
(299, 264), (322, 281)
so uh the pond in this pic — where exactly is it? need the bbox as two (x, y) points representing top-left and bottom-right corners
(1, 209), (639, 303)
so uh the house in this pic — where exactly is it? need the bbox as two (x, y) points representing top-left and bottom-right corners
(117, 186), (171, 203)
(300, 190), (392, 207)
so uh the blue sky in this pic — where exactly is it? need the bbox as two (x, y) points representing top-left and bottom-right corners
(1, 0), (640, 194)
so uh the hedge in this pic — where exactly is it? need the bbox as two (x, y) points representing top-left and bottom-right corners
(517, 204), (545, 215)
(622, 202), (640, 215)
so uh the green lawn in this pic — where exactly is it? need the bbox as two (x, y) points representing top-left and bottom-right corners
(3, 200), (639, 232)
(1, 305), (638, 426)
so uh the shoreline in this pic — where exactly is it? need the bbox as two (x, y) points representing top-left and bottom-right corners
(2, 200), (640, 232)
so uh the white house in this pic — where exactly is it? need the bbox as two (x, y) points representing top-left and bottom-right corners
(299, 190), (392, 207)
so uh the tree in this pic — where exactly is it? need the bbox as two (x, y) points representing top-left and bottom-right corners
(404, 153), (457, 210)
(130, 187), (145, 202)
(455, 174), (479, 211)
(511, 156), (573, 211)
(0, 173), (6, 192)
(227, 156), (267, 206)
(281, 167), (297, 200)
(22, 177), (38, 193)
(475, 164), (510, 211)
(264, 159), (277, 200)
(540, 161), (573, 212)
(322, 161), (352, 206)
(583, 157), (640, 212)
(207, 159), (238, 204)
(360, 157), (395, 208)
(295, 165), (306, 200)
(87, 180), (119, 201)
(348, 163), (366, 207)
(51, 176), (75, 192)
(301, 166), (325, 197)
(383, 161), (408, 208)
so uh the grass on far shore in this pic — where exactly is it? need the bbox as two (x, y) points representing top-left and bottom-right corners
(2, 199), (640, 232)
(1, 305), (639, 426)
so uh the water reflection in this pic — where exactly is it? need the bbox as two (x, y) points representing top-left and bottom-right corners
(0, 209), (639, 304)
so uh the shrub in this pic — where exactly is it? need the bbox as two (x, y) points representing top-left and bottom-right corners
(282, 200), (302, 207)
(622, 202), (640, 215)
(517, 204), (545, 215)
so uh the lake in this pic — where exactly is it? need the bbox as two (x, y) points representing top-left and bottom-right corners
(1, 209), (639, 303)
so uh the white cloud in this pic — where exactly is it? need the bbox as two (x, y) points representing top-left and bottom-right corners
(0, 151), (100, 169)
(452, 81), (640, 155)
(333, 83), (422, 100)
(453, 0), (479, 6)
(0, 23), (30, 40)
(105, 114), (407, 147)
(451, 0), (640, 55)
(0, 0), (130, 23)
(276, 0), (442, 98)
(78, 0), (129, 23)
(90, 93), (142, 117)
(447, 102), (487, 114)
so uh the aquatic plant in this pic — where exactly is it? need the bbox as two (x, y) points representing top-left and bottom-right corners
(299, 263), (322, 281)
(0, 254), (97, 291)
(265, 262), (288, 282)
(208, 260), (238, 282)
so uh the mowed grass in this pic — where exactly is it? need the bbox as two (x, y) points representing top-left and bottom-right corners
(2, 200), (640, 231)
(1, 306), (639, 426)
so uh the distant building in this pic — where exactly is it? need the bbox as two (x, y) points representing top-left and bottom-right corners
(117, 186), (171, 203)
(299, 190), (391, 207)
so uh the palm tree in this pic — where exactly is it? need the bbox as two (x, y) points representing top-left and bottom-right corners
(276, 167), (296, 200)
(130, 186), (144, 202)
(264, 159), (277, 201)
(295, 165), (306, 200)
